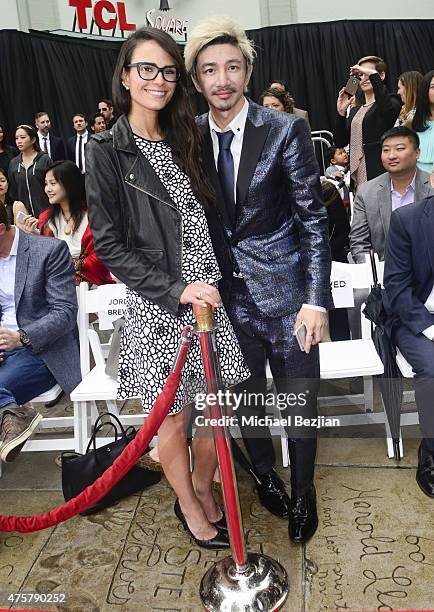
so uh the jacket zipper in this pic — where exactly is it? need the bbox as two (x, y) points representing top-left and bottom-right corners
(24, 163), (35, 217)
(125, 181), (184, 272)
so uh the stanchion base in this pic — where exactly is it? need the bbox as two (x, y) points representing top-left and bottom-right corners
(200, 552), (289, 611)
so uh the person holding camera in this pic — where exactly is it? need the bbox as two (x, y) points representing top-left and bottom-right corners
(335, 56), (402, 188)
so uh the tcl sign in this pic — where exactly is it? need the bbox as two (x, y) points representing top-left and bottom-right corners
(69, 1), (136, 31)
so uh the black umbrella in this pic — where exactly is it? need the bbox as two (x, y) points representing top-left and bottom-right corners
(362, 250), (403, 460)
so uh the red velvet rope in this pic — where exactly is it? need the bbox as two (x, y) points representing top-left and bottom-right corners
(0, 336), (190, 532)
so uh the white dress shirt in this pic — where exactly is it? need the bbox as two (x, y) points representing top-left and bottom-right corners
(38, 132), (51, 158)
(75, 131), (89, 173)
(0, 228), (19, 330)
(208, 97), (249, 203)
(208, 97), (326, 314)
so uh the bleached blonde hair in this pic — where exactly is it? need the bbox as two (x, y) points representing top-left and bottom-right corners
(184, 15), (256, 77)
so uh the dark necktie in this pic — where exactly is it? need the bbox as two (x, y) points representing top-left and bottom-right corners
(43, 137), (48, 153)
(216, 130), (235, 215)
(78, 135), (83, 172)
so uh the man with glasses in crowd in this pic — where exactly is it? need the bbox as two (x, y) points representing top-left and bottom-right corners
(98, 99), (117, 129)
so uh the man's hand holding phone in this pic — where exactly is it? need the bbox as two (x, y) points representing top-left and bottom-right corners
(293, 308), (328, 353)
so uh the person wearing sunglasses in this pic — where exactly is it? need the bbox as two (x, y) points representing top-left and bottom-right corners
(86, 27), (249, 550)
(97, 99), (117, 129)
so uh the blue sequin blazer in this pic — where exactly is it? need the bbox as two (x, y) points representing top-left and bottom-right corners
(198, 100), (333, 318)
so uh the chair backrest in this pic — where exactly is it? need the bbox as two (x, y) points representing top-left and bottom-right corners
(312, 136), (332, 175)
(311, 130), (334, 146)
(77, 282), (127, 376)
(331, 260), (375, 304)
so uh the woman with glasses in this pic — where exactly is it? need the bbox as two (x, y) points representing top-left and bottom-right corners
(86, 28), (249, 550)
(8, 124), (51, 219)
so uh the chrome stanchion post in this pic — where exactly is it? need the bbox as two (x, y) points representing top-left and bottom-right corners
(193, 304), (289, 612)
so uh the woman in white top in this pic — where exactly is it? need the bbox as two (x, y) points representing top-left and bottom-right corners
(20, 160), (112, 285)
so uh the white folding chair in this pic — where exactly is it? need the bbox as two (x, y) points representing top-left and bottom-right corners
(71, 282), (152, 452)
(280, 260), (385, 467)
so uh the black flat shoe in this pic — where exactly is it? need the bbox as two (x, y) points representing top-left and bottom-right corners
(174, 499), (230, 549)
(416, 443), (434, 498)
(288, 485), (318, 543)
(256, 469), (290, 518)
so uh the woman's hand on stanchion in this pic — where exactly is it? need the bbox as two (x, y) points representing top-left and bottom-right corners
(180, 282), (222, 308)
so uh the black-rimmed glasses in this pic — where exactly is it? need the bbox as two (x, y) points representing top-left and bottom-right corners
(126, 62), (180, 82)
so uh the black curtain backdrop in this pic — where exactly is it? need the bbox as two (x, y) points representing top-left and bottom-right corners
(246, 19), (434, 131)
(1, 19), (433, 142)
(0, 29), (119, 142)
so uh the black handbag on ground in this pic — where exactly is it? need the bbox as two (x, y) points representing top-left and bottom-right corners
(61, 412), (161, 516)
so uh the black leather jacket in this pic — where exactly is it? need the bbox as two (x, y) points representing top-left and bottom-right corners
(85, 115), (188, 316)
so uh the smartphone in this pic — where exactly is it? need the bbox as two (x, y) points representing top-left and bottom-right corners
(294, 322), (307, 352)
(344, 74), (361, 97)
(16, 210), (40, 234)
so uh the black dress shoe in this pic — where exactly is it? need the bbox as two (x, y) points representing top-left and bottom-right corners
(288, 485), (318, 543)
(256, 469), (290, 518)
(416, 444), (434, 498)
(174, 499), (230, 549)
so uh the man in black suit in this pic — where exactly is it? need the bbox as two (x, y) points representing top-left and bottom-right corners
(384, 196), (434, 499)
(98, 99), (117, 129)
(35, 112), (65, 161)
(66, 113), (89, 174)
(185, 16), (332, 542)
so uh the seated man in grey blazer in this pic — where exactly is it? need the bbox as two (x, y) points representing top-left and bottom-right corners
(0, 205), (81, 463)
(350, 126), (434, 263)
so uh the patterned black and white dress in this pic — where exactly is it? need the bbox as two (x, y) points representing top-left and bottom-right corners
(117, 136), (250, 414)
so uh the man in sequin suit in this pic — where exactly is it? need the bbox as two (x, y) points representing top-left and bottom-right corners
(185, 16), (332, 543)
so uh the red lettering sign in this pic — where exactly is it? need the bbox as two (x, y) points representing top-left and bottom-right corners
(117, 2), (136, 31)
(69, 0), (137, 32)
(69, 0), (92, 30)
(94, 0), (117, 29)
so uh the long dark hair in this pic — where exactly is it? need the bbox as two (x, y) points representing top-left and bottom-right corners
(412, 70), (434, 133)
(44, 161), (86, 233)
(112, 27), (214, 208)
(398, 71), (423, 119)
(15, 124), (41, 152)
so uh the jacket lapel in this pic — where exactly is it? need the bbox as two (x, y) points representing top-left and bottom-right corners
(236, 117), (270, 210)
(14, 229), (30, 309)
(378, 177), (392, 237)
(415, 168), (432, 200)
